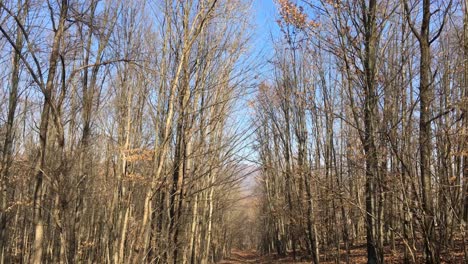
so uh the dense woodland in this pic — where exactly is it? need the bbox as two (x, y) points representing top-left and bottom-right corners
(0, 0), (466, 264)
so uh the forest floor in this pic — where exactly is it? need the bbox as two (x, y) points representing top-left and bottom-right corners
(218, 249), (309, 263)
(219, 240), (466, 263)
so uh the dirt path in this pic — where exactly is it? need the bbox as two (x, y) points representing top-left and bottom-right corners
(218, 250), (262, 263)
(218, 250), (311, 264)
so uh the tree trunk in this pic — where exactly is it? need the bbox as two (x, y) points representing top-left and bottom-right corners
(0, 2), (27, 262)
(32, 1), (68, 262)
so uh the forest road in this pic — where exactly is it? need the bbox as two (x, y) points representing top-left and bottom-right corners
(218, 250), (263, 263)
(218, 250), (311, 264)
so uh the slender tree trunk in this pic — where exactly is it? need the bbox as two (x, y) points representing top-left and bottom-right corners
(32, 2), (68, 262)
(462, 0), (468, 259)
(406, 0), (439, 261)
(0, 2), (27, 262)
(362, 1), (382, 263)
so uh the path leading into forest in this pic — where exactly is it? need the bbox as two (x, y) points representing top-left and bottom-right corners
(219, 250), (262, 263)
(219, 250), (311, 264)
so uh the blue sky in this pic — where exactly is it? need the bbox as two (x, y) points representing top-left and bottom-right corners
(236, 0), (283, 186)
(230, 1), (282, 164)
(253, 0), (277, 36)
(251, 0), (280, 59)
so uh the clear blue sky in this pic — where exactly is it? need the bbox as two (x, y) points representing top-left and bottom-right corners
(253, 0), (277, 35)
(231, 1), (281, 164)
(252, 0), (280, 59)
(237, 1), (282, 186)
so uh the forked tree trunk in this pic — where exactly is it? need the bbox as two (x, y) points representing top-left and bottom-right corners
(32, 1), (68, 262)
